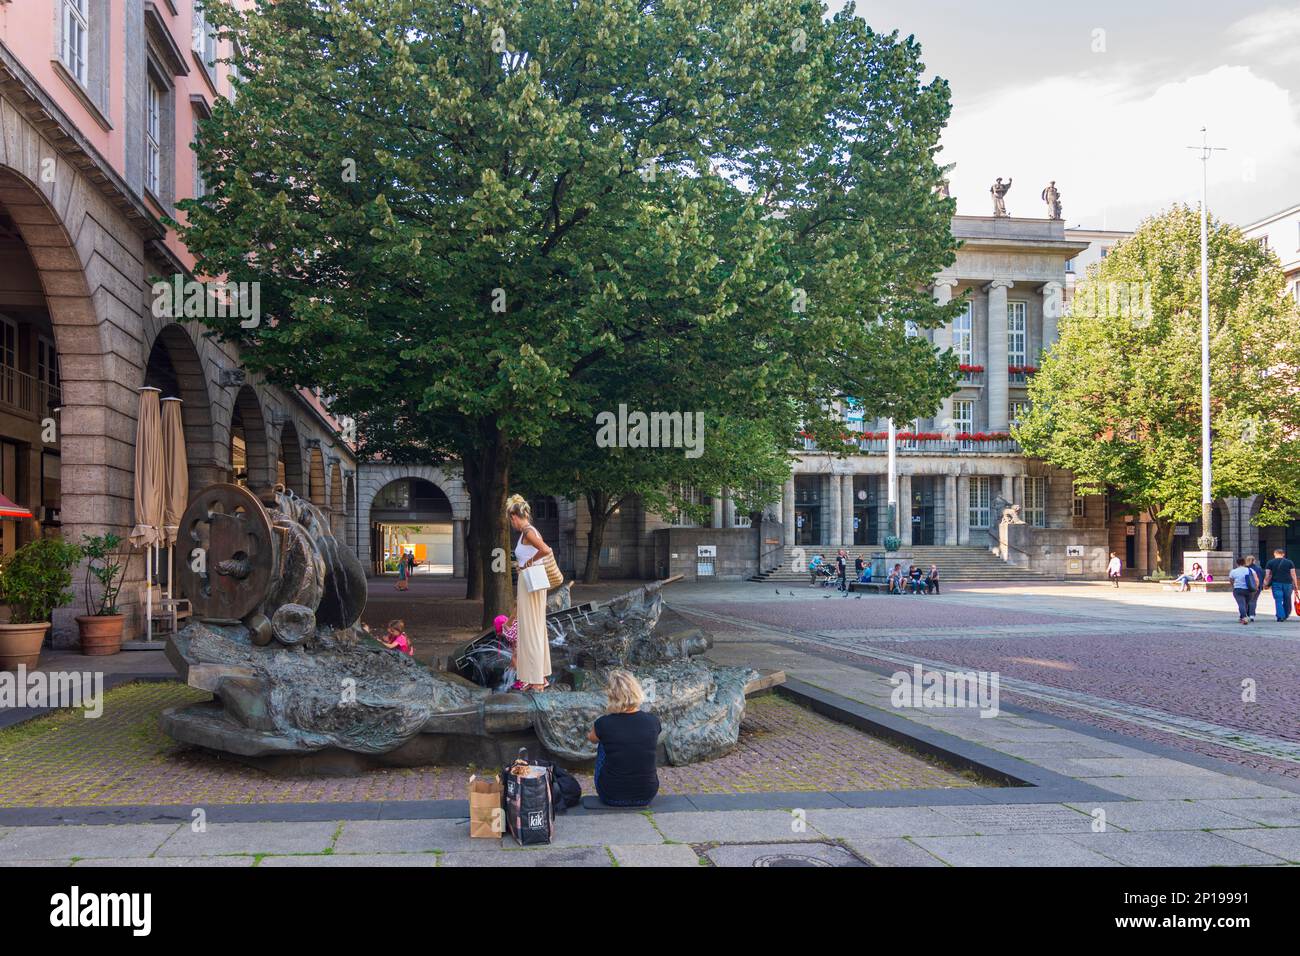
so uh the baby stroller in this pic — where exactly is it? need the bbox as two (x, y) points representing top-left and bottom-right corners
(816, 564), (839, 588)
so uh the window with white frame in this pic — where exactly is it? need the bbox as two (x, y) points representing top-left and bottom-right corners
(953, 302), (973, 364)
(953, 399), (974, 433)
(61, 0), (90, 86)
(1007, 301), (1027, 366)
(968, 476), (991, 528)
(193, 4), (217, 72)
(1024, 476), (1046, 527)
(1009, 400), (1031, 427)
(146, 77), (163, 196)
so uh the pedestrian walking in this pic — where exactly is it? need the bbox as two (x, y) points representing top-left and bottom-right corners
(836, 549), (848, 593)
(1261, 548), (1298, 622)
(1229, 558), (1254, 626)
(508, 494), (554, 691)
(1107, 552), (1121, 588)
(1244, 554), (1263, 622)
(394, 549), (410, 591)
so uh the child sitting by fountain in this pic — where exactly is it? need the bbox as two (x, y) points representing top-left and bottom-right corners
(494, 614), (527, 691)
(376, 619), (413, 656)
(586, 670), (661, 807)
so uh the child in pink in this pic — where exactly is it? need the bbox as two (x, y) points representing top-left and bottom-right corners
(378, 619), (413, 656)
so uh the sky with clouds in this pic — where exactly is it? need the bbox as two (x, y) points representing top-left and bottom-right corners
(830, 1), (1300, 230)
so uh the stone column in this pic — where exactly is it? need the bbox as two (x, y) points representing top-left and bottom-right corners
(452, 518), (466, 578)
(827, 475), (842, 548)
(842, 473), (856, 546)
(1001, 474), (1014, 510)
(944, 474), (958, 546)
(957, 475), (970, 545)
(898, 474), (913, 546)
(722, 489), (736, 529)
(1135, 516), (1149, 573)
(782, 477), (796, 546)
(711, 495), (724, 528)
(933, 277), (960, 431)
(1012, 474), (1024, 510)
(987, 278), (1013, 430)
(1041, 280), (1063, 358)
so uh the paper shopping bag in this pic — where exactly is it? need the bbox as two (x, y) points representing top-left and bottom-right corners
(468, 774), (504, 839)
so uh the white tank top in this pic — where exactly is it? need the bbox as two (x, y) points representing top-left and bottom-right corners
(515, 526), (538, 566)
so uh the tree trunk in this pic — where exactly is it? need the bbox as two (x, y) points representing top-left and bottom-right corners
(468, 426), (513, 628)
(462, 453), (482, 600)
(583, 490), (611, 584)
(1152, 512), (1176, 577)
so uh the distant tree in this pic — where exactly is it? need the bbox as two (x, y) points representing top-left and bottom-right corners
(1017, 205), (1300, 574)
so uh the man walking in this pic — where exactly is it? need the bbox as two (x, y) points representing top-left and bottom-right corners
(836, 549), (848, 594)
(1261, 548), (1298, 622)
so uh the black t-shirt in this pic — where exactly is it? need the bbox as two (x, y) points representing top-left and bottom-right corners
(594, 711), (661, 803)
(1266, 557), (1296, 584)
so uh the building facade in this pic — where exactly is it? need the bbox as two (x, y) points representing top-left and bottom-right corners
(0, 4), (356, 645)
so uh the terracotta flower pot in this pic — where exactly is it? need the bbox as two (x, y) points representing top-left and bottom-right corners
(0, 622), (51, 670)
(76, 615), (125, 656)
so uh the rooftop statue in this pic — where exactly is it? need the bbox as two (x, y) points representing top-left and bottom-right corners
(991, 177), (1012, 217)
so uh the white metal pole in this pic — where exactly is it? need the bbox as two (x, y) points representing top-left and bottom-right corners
(1199, 139), (1212, 544)
(887, 417), (898, 536)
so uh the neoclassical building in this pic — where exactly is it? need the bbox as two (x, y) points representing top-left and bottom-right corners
(0, 6), (356, 645)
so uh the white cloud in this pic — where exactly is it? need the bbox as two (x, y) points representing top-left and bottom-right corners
(1228, 7), (1300, 65)
(939, 65), (1300, 228)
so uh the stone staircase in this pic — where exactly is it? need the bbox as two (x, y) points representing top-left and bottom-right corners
(752, 545), (1053, 583)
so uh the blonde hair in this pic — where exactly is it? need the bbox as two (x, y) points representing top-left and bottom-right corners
(605, 669), (645, 713)
(506, 494), (531, 520)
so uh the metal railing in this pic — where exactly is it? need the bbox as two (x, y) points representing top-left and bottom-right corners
(853, 437), (1021, 455)
(0, 365), (61, 417)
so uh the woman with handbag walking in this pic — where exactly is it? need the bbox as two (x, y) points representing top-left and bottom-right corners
(508, 494), (555, 691)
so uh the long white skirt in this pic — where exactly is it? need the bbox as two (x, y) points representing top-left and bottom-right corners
(515, 572), (550, 686)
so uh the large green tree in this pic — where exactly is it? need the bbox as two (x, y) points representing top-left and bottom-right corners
(1017, 205), (1300, 574)
(180, 0), (959, 624)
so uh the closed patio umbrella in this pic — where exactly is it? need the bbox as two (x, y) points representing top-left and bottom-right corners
(131, 386), (165, 640)
(161, 398), (187, 601)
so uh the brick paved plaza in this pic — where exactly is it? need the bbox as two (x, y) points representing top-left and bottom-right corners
(0, 579), (1297, 868)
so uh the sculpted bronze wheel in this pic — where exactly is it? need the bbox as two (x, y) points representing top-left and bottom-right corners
(176, 483), (277, 623)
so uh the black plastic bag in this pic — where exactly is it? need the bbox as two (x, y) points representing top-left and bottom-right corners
(501, 749), (555, 846)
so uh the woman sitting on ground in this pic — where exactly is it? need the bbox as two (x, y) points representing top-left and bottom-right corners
(1175, 562), (1204, 592)
(586, 670), (661, 808)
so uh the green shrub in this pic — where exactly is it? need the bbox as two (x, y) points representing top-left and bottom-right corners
(0, 538), (83, 624)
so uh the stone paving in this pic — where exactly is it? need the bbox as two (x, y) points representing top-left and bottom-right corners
(672, 581), (1300, 780)
(0, 683), (976, 807)
(2, 579), (1298, 866)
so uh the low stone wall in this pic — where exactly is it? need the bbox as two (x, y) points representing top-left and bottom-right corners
(652, 527), (764, 581)
(998, 523), (1110, 579)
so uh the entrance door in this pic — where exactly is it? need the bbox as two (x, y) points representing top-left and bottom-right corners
(911, 478), (937, 546)
(795, 508), (821, 546)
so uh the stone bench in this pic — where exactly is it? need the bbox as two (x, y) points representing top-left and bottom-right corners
(848, 581), (887, 593)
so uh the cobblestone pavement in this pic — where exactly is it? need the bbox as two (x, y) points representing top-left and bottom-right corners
(669, 582), (1300, 780)
(0, 684), (975, 808)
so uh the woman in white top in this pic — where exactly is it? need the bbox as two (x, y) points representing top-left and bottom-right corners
(507, 494), (553, 691)
(1107, 552), (1121, 588)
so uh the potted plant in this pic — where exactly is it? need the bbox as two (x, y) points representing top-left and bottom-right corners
(0, 537), (82, 670)
(76, 533), (127, 656)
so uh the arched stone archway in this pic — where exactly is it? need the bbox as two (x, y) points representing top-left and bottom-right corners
(276, 419), (304, 496)
(143, 324), (221, 489)
(0, 161), (133, 642)
(356, 464), (469, 576)
(229, 384), (272, 492)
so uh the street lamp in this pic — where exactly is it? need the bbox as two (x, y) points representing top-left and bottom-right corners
(1186, 128), (1225, 549)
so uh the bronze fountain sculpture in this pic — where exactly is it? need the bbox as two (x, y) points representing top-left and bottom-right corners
(163, 483), (779, 774)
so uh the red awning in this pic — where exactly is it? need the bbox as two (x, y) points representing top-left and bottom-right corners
(0, 494), (33, 520)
